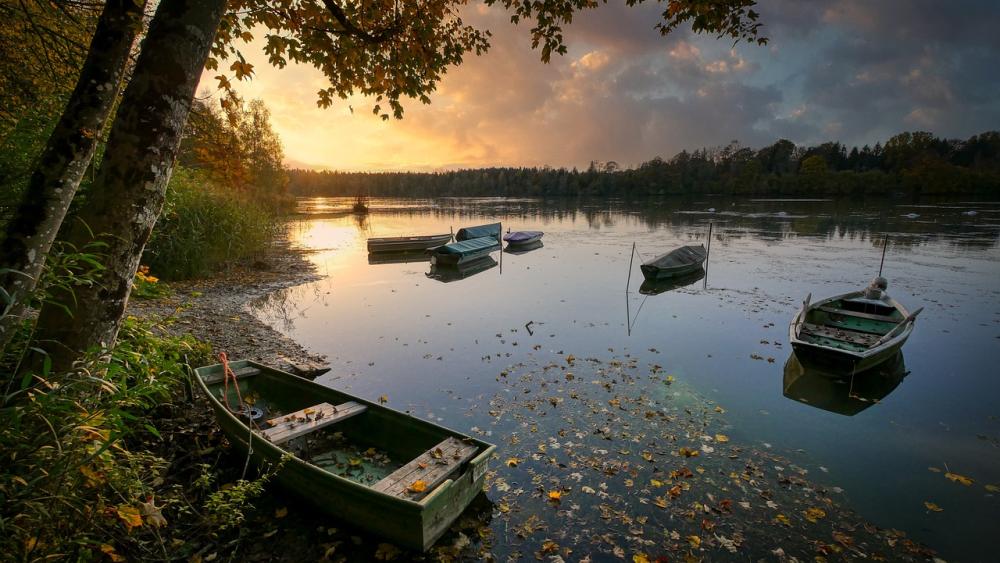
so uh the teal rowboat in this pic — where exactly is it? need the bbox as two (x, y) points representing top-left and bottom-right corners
(193, 360), (495, 551)
(455, 222), (501, 242)
(790, 278), (922, 372)
(428, 236), (500, 266)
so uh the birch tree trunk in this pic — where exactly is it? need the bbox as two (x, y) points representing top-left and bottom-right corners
(31, 0), (227, 372)
(0, 0), (145, 354)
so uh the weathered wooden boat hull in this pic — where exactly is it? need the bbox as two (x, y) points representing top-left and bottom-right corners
(503, 240), (544, 254)
(193, 360), (494, 551)
(367, 234), (453, 253)
(640, 244), (707, 281)
(789, 289), (918, 372)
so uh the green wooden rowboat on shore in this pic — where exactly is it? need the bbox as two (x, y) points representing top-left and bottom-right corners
(193, 360), (495, 551)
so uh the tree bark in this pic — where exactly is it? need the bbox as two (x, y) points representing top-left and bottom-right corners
(0, 0), (145, 354)
(31, 0), (227, 372)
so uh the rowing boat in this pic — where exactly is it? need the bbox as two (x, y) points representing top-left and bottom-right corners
(426, 256), (498, 282)
(367, 233), (453, 253)
(789, 277), (922, 372)
(428, 236), (500, 266)
(639, 244), (707, 281)
(455, 222), (501, 242)
(502, 230), (544, 246)
(193, 360), (495, 551)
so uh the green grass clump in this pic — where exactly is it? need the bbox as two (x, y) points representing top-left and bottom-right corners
(144, 168), (278, 280)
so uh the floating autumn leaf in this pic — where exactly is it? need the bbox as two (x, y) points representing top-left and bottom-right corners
(540, 539), (559, 554)
(641, 451), (654, 462)
(775, 513), (791, 526)
(804, 507), (826, 522)
(505, 457), (520, 467)
(714, 405), (726, 413)
(633, 554), (650, 563)
(653, 496), (667, 508)
(945, 472), (974, 486)
(650, 479), (664, 488)
(985, 484), (1000, 493)
(547, 490), (562, 501)
(687, 535), (701, 548)
(378, 395), (389, 404)
(116, 505), (143, 531)
(715, 434), (730, 443)
(678, 447), (699, 458)
(348, 458), (363, 467)
(275, 506), (288, 519)
(924, 501), (944, 512)
(409, 480), (428, 493)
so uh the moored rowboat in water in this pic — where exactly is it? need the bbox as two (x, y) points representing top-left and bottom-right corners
(789, 277), (922, 372)
(455, 222), (501, 242)
(503, 230), (544, 246)
(367, 233), (453, 253)
(193, 360), (495, 551)
(640, 244), (707, 281)
(428, 236), (501, 266)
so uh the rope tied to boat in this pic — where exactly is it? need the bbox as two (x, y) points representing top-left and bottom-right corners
(218, 352), (246, 414)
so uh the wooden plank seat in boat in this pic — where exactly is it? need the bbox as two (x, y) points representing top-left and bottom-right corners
(372, 437), (479, 499)
(202, 365), (262, 385)
(801, 322), (880, 347)
(817, 306), (899, 323)
(262, 401), (367, 445)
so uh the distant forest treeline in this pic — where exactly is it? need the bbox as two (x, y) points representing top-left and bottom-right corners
(289, 131), (1000, 197)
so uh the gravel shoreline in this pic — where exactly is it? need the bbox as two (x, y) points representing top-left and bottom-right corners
(128, 224), (328, 375)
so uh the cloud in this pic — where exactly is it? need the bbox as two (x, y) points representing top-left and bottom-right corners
(213, 0), (1000, 171)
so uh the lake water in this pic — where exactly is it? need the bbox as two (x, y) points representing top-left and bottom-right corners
(250, 196), (1000, 561)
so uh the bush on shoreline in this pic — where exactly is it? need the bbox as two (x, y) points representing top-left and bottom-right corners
(143, 168), (279, 280)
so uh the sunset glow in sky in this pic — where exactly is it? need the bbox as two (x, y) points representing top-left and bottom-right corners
(205, 0), (1000, 172)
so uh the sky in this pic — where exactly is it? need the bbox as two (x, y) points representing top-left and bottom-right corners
(208, 0), (1000, 172)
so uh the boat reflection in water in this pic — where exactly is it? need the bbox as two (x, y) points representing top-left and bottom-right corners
(782, 351), (908, 416)
(367, 250), (432, 265)
(503, 240), (544, 255)
(426, 256), (498, 283)
(638, 268), (705, 295)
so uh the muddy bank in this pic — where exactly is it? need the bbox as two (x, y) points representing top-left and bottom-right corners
(128, 227), (328, 376)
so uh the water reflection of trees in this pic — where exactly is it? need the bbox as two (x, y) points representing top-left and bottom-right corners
(315, 196), (999, 251)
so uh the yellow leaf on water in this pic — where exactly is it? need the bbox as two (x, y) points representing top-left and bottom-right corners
(409, 480), (427, 493)
(714, 405), (725, 413)
(775, 513), (791, 526)
(275, 507), (288, 518)
(687, 535), (701, 548)
(715, 434), (730, 443)
(505, 457), (520, 467)
(653, 496), (668, 509)
(633, 554), (650, 563)
(641, 451), (654, 462)
(945, 472), (974, 486)
(378, 395), (388, 404)
(547, 490), (562, 501)
(678, 447), (699, 458)
(924, 501), (943, 512)
(650, 479), (664, 488)
(540, 539), (559, 554)
(985, 484), (1000, 493)
(804, 507), (827, 522)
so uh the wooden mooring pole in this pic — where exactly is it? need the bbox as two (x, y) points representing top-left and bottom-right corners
(625, 242), (636, 292)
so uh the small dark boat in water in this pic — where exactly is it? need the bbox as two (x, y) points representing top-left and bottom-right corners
(638, 268), (705, 295)
(503, 240), (544, 255)
(194, 360), (495, 551)
(503, 230), (544, 246)
(640, 244), (707, 281)
(455, 222), (501, 242)
(429, 236), (500, 266)
(790, 277), (922, 372)
(367, 233), (453, 253)
(783, 351), (907, 416)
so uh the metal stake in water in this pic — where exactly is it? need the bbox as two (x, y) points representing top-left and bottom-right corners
(625, 242), (636, 292)
(878, 234), (889, 278)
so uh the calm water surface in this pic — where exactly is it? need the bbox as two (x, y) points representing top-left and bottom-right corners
(251, 196), (1000, 561)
